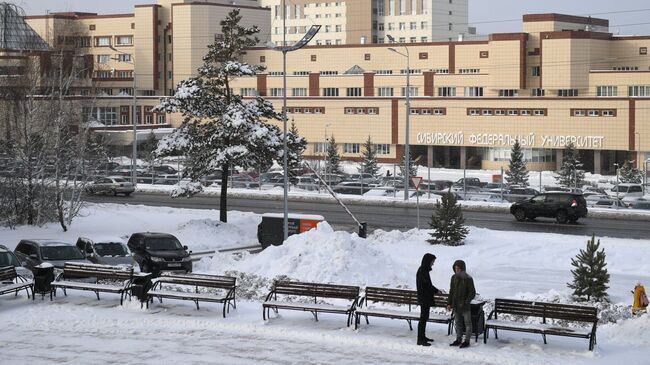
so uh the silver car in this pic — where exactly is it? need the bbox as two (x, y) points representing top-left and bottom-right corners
(86, 176), (135, 196)
(75, 237), (136, 267)
(0, 244), (32, 279)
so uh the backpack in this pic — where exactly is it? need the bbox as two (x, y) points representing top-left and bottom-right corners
(641, 290), (649, 307)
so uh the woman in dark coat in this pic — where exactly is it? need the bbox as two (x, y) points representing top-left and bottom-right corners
(416, 253), (440, 346)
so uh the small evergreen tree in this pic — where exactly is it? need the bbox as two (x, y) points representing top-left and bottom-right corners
(326, 135), (342, 175)
(287, 120), (307, 185)
(428, 192), (469, 246)
(619, 160), (642, 184)
(567, 234), (610, 302)
(555, 142), (585, 188)
(398, 150), (418, 178)
(140, 131), (159, 167)
(358, 135), (379, 177)
(505, 139), (529, 187)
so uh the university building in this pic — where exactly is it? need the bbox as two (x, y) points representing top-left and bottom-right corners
(20, 2), (650, 174)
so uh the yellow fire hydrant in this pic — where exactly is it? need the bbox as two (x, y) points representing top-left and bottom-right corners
(632, 283), (648, 315)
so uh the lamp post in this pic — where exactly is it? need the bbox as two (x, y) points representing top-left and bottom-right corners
(614, 162), (620, 206)
(270, 4), (320, 241)
(110, 46), (137, 185)
(386, 35), (411, 200)
(636, 132), (641, 171)
(324, 122), (331, 187)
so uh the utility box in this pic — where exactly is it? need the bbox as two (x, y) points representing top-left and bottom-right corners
(257, 213), (324, 248)
(492, 174), (502, 183)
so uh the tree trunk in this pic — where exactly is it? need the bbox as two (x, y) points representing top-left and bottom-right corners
(219, 163), (229, 222)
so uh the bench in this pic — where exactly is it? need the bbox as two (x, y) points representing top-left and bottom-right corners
(484, 298), (598, 351)
(0, 266), (33, 299)
(354, 287), (454, 334)
(52, 262), (135, 305)
(147, 272), (236, 317)
(263, 280), (360, 326)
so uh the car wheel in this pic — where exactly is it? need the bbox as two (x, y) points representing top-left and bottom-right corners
(568, 216), (579, 223)
(513, 208), (526, 222)
(556, 210), (568, 224)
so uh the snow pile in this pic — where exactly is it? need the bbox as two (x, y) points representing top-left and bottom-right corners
(175, 215), (260, 251)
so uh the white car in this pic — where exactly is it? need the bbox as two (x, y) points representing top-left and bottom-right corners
(607, 183), (644, 200)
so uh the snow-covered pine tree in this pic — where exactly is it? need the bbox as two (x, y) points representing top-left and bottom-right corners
(398, 151), (418, 177)
(140, 131), (159, 167)
(555, 142), (585, 188)
(154, 9), (285, 222)
(428, 192), (469, 246)
(567, 234), (610, 302)
(505, 139), (529, 187)
(287, 120), (307, 185)
(326, 135), (342, 175)
(619, 160), (642, 184)
(358, 135), (379, 177)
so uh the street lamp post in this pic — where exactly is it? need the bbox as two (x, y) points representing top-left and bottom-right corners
(270, 4), (320, 241)
(636, 132), (641, 171)
(614, 162), (620, 208)
(386, 35), (411, 201)
(110, 46), (137, 185)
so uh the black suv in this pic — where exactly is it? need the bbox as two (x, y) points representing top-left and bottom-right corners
(510, 192), (588, 223)
(126, 233), (192, 275)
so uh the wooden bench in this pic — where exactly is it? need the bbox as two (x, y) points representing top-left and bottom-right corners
(147, 272), (236, 317)
(354, 287), (454, 334)
(262, 280), (360, 326)
(52, 262), (135, 305)
(0, 266), (33, 299)
(484, 298), (598, 351)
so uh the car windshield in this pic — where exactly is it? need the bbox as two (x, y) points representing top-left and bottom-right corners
(40, 246), (85, 260)
(112, 178), (127, 183)
(145, 237), (182, 251)
(0, 252), (20, 266)
(94, 242), (129, 257)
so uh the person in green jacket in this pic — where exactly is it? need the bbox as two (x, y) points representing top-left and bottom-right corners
(447, 259), (476, 348)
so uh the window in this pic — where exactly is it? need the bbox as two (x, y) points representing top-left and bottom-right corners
(629, 85), (650, 97)
(531, 88), (545, 97)
(410, 22), (417, 30)
(458, 68), (480, 74)
(508, 109), (518, 116)
(292, 88), (307, 96)
(588, 110), (599, 117)
(115, 36), (133, 45)
(117, 70), (132, 78)
(421, 37), (428, 43)
(118, 88), (132, 95)
(602, 110), (615, 117)
(375, 69), (393, 75)
(270, 88), (284, 97)
(399, 22), (406, 30)
(482, 109), (492, 116)
(494, 109), (505, 116)
(498, 89), (518, 97)
(336, 25), (342, 32)
(401, 87), (419, 96)
(375, 144), (390, 155)
(388, 0), (394, 15)
(96, 54), (110, 64)
(464, 87), (483, 97)
(95, 36), (111, 46)
(612, 66), (639, 71)
(320, 71), (339, 76)
(438, 87), (455, 97)
(158, 115), (166, 124)
(345, 107), (355, 114)
(323, 88), (339, 97)
(433, 109), (445, 115)
(240, 88), (258, 96)
(346, 88), (362, 97)
(432, 68), (449, 74)
(520, 109), (531, 116)
(90, 107), (117, 125)
(78, 37), (91, 47)
(293, 71), (309, 76)
(558, 89), (578, 97)
(168, 71), (172, 80)
(573, 109), (585, 116)
(368, 108), (379, 115)
(421, 21), (427, 29)
(533, 109), (546, 116)
(314, 142), (327, 154)
(377, 87), (394, 96)
(117, 54), (132, 62)
(344, 143), (360, 154)
(531, 66), (541, 76)
(268, 71), (284, 76)
(468, 109), (479, 116)
(596, 86), (617, 97)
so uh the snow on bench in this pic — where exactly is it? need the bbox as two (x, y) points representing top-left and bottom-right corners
(52, 262), (135, 305)
(0, 266), (33, 299)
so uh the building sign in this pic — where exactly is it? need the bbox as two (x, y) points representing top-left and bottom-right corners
(416, 132), (605, 149)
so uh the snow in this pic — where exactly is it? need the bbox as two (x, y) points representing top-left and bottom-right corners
(2, 203), (650, 364)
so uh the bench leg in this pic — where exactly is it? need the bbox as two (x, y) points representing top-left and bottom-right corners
(494, 328), (498, 339)
(263, 306), (267, 321)
(222, 303), (226, 318)
(96, 291), (100, 301)
(195, 300), (200, 310)
(448, 321), (453, 336)
(484, 327), (488, 344)
(407, 319), (412, 331)
(542, 333), (547, 345)
(354, 314), (359, 330)
(365, 315), (369, 325)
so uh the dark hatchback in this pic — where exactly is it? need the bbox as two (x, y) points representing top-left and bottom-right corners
(510, 192), (588, 223)
(126, 233), (192, 275)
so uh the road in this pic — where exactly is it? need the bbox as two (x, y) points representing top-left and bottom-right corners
(86, 192), (650, 239)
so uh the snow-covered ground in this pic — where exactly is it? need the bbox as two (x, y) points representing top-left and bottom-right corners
(1, 203), (649, 364)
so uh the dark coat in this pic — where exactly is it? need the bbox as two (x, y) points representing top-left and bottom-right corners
(447, 260), (476, 311)
(416, 253), (439, 306)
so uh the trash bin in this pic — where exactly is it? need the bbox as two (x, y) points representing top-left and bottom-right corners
(32, 263), (55, 300)
(131, 273), (152, 303)
(468, 300), (486, 342)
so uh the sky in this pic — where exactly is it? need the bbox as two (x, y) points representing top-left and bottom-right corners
(15, 0), (650, 36)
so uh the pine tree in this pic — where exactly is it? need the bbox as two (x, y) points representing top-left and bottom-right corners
(428, 192), (469, 246)
(619, 160), (642, 184)
(567, 234), (610, 302)
(358, 135), (379, 177)
(326, 135), (342, 175)
(398, 150), (418, 178)
(555, 142), (585, 188)
(505, 139), (529, 187)
(154, 9), (285, 223)
(140, 130), (159, 167)
(287, 120), (307, 185)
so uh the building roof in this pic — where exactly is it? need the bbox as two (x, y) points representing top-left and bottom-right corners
(0, 2), (50, 51)
(523, 13), (609, 27)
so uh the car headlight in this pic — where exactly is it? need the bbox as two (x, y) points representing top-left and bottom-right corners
(150, 256), (165, 262)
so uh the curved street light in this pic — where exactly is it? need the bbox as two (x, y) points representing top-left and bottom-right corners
(110, 45), (137, 186)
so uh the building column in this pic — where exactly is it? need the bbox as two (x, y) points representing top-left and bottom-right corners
(593, 150), (602, 175)
(427, 146), (434, 167)
(460, 146), (467, 169)
(555, 149), (563, 171)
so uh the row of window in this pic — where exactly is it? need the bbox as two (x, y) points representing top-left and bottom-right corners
(314, 142), (391, 155)
(83, 107), (165, 126)
(467, 108), (548, 116)
(94, 70), (133, 79)
(570, 109), (617, 117)
(93, 36), (133, 47)
(285, 107), (325, 114)
(375, 21), (429, 31)
(344, 107), (379, 115)
(374, 0), (435, 16)
(96, 53), (132, 64)
(596, 85), (650, 97)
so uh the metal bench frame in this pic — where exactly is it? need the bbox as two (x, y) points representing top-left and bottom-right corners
(484, 298), (598, 351)
(263, 280), (360, 327)
(354, 287), (454, 335)
(147, 272), (237, 317)
(52, 262), (135, 305)
(0, 266), (33, 299)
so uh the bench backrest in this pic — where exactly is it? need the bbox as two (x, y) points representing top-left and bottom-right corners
(0, 266), (18, 282)
(62, 262), (134, 281)
(273, 281), (359, 301)
(157, 272), (236, 290)
(364, 286), (449, 308)
(494, 298), (597, 323)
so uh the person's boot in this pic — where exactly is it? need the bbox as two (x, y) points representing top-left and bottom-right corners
(425, 336), (434, 343)
(417, 340), (432, 346)
(449, 339), (462, 346)
(459, 341), (470, 349)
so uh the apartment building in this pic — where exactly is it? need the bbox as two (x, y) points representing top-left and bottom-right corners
(261, 0), (472, 46)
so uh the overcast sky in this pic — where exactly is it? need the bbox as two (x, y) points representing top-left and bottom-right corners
(16, 0), (650, 36)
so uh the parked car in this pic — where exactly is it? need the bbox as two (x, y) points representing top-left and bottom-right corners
(296, 176), (318, 191)
(453, 177), (486, 188)
(363, 187), (398, 197)
(126, 233), (192, 275)
(0, 244), (32, 279)
(585, 194), (612, 207)
(345, 173), (380, 185)
(13, 239), (91, 271)
(148, 165), (178, 175)
(632, 200), (650, 210)
(229, 174), (260, 189)
(592, 199), (627, 209)
(75, 237), (135, 267)
(153, 174), (181, 185)
(482, 182), (508, 192)
(509, 192), (588, 223)
(332, 181), (373, 195)
(85, 176), (135, 196)
(608, 183), (645, 201)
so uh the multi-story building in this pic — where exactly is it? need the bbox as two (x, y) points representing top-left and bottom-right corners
(261, 0), (472, 46)
(23, 4), (650, 174)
